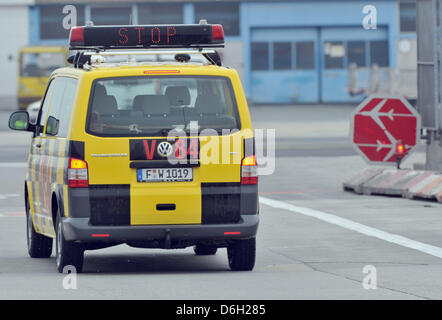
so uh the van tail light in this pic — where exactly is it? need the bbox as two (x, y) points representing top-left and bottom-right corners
(241, 155), (258, 185)
(68, 158), (88, 188)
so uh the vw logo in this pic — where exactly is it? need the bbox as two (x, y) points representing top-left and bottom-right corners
(157, 141), (173, 157)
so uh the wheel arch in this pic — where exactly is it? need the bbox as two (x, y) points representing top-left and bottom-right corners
(51, 186), (65, 230)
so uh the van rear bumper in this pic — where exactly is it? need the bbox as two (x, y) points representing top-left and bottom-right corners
(62, 214), (259, 243)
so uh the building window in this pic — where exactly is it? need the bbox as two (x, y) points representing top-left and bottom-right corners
(40, 5), (85, 40)
(399, 2), (416, 32)
(370, 40), (389, 67)
(195, 3), (239, 36)
(296, 42), (315, 70)
(138, 4), (183, 24)
(251, 42), (269, 71)
(273, 42), (291, 70)
(347, 41), (366, 67)
(324, 41), (345, 69)
(90, 6), (132, 26)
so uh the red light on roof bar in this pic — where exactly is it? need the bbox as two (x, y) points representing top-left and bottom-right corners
(70, 27), (84, 46)
(211, 25), (224, 42)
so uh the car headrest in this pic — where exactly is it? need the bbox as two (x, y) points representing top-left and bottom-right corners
(165, 86), (191, 106)
(132, 95), (148, 111)
(93, 95), (118, 116)
(194, 94), (225, 114)
(94, 83), (107, 97)
(137, 95), (170, 115)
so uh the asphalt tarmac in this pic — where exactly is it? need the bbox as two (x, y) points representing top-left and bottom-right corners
(0, 106), (440, 299)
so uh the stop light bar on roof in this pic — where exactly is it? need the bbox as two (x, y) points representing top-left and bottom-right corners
(69, 24), (224, 49)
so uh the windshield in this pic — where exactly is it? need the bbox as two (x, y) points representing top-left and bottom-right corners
(20, 52), (65, 77)
(86, 76), (240, 136)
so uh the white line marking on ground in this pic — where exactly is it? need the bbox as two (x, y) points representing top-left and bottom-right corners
(260, 196), (442, 259)
(0, 162), (27, 168)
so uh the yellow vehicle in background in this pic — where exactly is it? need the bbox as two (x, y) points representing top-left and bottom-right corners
(18, 46), (68, 109)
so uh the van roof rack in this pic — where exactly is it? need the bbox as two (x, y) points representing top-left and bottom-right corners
(68, 49), (222, 68)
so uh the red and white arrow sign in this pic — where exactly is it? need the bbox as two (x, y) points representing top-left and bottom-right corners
(350, 96), (421, 164)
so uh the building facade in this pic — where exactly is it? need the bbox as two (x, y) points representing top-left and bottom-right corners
(14, 0), (419, 104)
(0, 0), (32, 106)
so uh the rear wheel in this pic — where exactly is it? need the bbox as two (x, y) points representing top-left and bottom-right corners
(55, 212), (84, 273)
(227, 238), (256, 271)
(194, 244), (217, 255)
(26, 198), (52, 258)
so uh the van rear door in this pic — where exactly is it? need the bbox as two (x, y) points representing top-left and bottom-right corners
(84, 75), (244, 226)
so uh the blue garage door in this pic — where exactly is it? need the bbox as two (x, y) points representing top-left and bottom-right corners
(250, 26), (390, 104)
(250, 28), (319, 104)
(320, 27), (389, 103)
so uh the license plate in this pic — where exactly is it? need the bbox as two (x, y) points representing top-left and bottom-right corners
(137, 168), (193, 182)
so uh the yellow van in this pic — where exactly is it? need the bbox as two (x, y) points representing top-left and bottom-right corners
(9, 23), (258, 273)
(18, 46), (68, 109)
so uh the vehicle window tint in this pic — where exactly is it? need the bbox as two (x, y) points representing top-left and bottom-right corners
(194, 3), (239, 36)
(90, 6), (132, 25)
(45, 77), (78, 137)
(38, 80), (55, 130)
(370, 40), (389, 67)
(324, 41), (344, 69)
(347, 41), (366, 67)
(273, 42), (291, 70)
(40, 5), (85, 40)
(138, 4), (183, 24)
(87, 76), (240, 137)
(400, 2), (416, 32)
(251, 42), (269, 71)
(296, 41), (315, 70)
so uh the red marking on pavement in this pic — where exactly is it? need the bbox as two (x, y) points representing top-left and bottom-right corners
(4, 212), (25, 217)
(259, 190), (330, 195)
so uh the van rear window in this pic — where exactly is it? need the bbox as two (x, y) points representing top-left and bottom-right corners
(86, 76), (240, 136)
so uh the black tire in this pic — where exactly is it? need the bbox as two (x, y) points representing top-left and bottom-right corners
(26, 197), (52, 258)
(55, 212), (84, 273)
(194, 244), (218, 255)
(227, 238), (256, 271)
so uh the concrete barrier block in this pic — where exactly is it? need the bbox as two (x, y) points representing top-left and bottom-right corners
(343, 167), (385, 194)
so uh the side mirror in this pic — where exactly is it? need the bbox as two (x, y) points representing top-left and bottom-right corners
(9, 111), (30, 131)
(46, 116), (59, 136)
